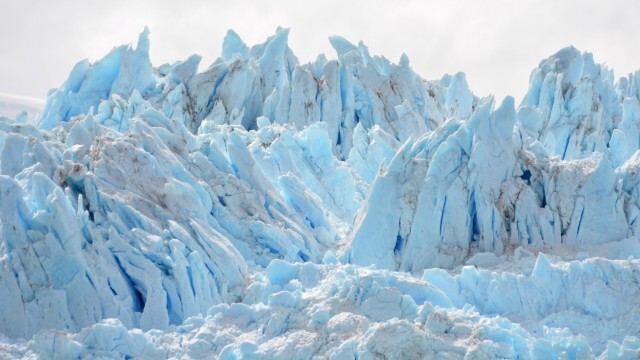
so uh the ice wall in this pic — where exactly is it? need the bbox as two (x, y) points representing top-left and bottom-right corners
(1, 27), (640, 357)
(349, 48), (640, 272)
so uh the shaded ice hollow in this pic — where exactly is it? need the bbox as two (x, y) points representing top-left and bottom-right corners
(1, 27), (640, 358)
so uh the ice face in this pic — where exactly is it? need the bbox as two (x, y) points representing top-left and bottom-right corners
(349, 93), (629, 272)
(1, 27), (640, 358)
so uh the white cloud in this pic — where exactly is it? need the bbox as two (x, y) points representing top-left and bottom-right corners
(1, 0), (638, 103)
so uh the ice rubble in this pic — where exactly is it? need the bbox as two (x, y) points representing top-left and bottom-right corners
(1, 27), (640, 358)
(2, 256), (640, 359)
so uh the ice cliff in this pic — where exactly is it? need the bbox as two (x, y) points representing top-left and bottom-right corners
(1, 28), (640, 358)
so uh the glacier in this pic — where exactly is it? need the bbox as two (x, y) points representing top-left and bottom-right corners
(1, 27), (640, 358)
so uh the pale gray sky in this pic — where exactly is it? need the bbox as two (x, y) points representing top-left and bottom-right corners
(1, 0), (639, 103)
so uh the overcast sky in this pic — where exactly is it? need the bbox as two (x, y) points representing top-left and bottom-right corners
(1, 0), (639, 103)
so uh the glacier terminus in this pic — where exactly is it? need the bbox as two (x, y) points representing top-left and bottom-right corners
(1, 27), (640, 359)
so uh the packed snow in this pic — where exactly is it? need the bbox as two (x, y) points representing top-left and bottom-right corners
(1, 27), (640, 359)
